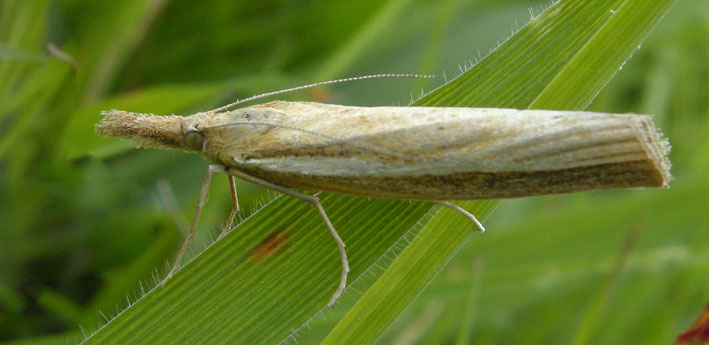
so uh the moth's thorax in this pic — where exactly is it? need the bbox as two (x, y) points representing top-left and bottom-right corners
(198, 105), (295, 166)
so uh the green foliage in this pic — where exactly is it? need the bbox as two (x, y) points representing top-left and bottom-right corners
(0, 0), (707, 344)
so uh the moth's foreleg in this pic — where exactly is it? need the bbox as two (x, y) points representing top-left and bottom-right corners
(226, 168), (349, 307)
(218, 175), (240, 239)
(162, 165), (227, 285)
(431, 201), (485, 233)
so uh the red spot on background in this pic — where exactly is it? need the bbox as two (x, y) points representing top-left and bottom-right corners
(676, 303), (709, 344)
(250, 231), (289, 263)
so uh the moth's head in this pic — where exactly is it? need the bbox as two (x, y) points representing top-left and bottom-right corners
(96, 110), (206, 152)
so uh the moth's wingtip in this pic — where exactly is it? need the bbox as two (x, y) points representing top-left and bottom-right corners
(634, 115), (672, 189)
(655, 128), (673, 188)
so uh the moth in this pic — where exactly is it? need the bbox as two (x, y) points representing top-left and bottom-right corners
(96, 76), (671, 306)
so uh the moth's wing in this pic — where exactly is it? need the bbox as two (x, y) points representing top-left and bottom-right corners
(228, 102), (667, 176)
(215, 102), (668, 199)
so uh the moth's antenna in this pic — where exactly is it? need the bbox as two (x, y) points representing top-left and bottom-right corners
(209, 74), (439, 113)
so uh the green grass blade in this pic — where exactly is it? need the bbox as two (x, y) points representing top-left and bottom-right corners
(0, 58), (72, 161)
(529, 0), (676, 110)
(0, 0), (50, 99)
(454, 259), (484, 345)
(72, 0), (168, 102)
(570, 227), (639, 345)
(81, 195), (436, 344)
(321, 202), (496, 345)
(314, 0), (416, 81)
(410, 175), (709, 345)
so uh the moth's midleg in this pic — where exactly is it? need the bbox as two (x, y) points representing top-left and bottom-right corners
(431, 201), (486, 233)
(219, 175), (240, 239)
(162, 164), (226, 284)
(226, 168), (349, 306)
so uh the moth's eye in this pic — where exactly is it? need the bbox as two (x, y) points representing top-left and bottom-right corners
(185, 130), (205, 151)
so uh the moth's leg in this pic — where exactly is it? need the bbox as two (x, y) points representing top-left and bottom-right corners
(218, 175), (240, 239)
(227, 168), (349, 306)
(431, 201), (486, 233)
(162, 164), (226, 285)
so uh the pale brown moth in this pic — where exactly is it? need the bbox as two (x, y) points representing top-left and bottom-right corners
(96, 75), (671, 306)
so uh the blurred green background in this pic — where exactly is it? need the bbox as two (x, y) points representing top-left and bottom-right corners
(0, 0), (707, 344)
